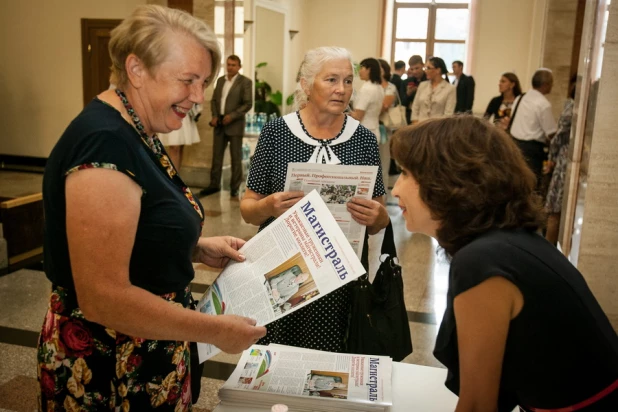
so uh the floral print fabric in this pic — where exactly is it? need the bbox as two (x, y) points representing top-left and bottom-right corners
(37, 285), (194, 411)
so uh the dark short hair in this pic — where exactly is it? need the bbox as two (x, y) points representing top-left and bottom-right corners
(378, 59), (391, 82)
(394, 60), (406, 70)
(452, 60), (463, 67)
(227, 55), (241, 65)
(502, 72), (522, 97)
(409, 55), (424, 66)
(532, 69), (553, 89)
(360, 58), (382, 84)
(391, 116), (545, 256)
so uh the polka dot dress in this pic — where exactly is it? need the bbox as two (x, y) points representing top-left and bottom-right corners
(247, 112), (386, 352)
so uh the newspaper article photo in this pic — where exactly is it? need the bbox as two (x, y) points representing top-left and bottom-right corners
(304, 370), (349, 399)
(284, 163), (379, 258)
(263, 252), (319, 315)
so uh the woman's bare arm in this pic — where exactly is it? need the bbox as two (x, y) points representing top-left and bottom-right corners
(240, 188), (304, 226)
(453, 276), (523, 412)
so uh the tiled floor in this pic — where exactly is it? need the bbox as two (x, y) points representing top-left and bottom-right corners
(0, 152), (449, 411)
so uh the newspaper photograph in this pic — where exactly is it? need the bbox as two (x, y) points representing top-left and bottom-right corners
(195, 190), (366, 363)
(284, 163), (379, 258)
(218, 345), (392, 411)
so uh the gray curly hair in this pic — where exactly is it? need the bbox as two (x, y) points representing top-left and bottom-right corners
(294, 47), (355, 110)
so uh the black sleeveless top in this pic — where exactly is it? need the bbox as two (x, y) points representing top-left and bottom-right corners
(434, 229), (618, 411)
(43, 99), (204, 295)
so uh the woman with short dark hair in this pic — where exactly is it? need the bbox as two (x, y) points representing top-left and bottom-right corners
(391, 116), (618, 411)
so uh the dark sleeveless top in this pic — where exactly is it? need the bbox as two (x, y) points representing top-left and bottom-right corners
(434, 229), (618, 411)
(43, 99), (204, 295)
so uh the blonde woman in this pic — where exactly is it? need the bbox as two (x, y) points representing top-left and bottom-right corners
(38, 6), (265, 409)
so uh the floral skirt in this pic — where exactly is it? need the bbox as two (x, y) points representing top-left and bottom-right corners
(37, 285), (194, 411)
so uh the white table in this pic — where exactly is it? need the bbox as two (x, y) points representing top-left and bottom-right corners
(213, 362), (459, 411)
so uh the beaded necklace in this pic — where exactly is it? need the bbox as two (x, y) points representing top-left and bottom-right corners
(115, 89), (203, 221)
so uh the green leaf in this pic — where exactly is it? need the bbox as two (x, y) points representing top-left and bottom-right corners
(270, 91), (282, 106)
(286, 94), (295, 106)
(256, 62), (268, 68)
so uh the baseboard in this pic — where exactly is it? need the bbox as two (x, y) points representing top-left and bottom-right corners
(0, 155), (47, 173)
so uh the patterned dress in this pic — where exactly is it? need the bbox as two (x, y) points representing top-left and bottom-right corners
(247, 112), (386, 352)
(38, 97), (204, 411)
(545, 99), (574, 213)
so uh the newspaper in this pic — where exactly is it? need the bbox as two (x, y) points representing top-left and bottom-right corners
(284, 163), (379, 258)
(195, 190), (366, 363)
(218, 344), (393, 412)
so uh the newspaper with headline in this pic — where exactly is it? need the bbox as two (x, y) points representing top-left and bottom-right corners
(195, 190), (366, 363)
(218, 344), (393, 411)
(284, 163), (379, 258)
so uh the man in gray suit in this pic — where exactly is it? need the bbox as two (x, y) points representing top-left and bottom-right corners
(200, 55), (253, 197)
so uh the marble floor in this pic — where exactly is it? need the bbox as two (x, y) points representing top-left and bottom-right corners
(0, 152), (449, 411)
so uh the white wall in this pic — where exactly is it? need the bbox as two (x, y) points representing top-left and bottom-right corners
(302, 0), (383, 64)
(255, 6), (285, 95)
(470, 0), (547, 114)
(0, 0), (146, 158)
(244, 0), (382, 113)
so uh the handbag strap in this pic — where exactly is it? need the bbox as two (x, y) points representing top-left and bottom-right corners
(380, 220), (397, 257)
(507, 92), (526, 134)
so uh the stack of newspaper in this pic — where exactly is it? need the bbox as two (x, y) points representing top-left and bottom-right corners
(218, 344), (393, 412)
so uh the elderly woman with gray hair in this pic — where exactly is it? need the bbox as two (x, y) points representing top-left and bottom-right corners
(240, 46), (389, 352)
(38, 5), (265, 409)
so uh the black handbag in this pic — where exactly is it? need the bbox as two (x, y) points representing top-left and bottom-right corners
(347, 222), (413, 361)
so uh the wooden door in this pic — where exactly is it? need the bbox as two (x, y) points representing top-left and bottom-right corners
(81, 19), (122, 107)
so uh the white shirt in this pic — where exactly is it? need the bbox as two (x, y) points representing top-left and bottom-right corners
(510, 89), (557, 143)
(220, 73), (239, 114)
(384, 82), (399, 107)
(354, 81), (384, 137)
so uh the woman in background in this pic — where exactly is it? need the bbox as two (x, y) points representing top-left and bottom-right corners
(350, 58), (385, 140)
(484, 72), (522, 130)
(391, 116), (618, 411)
(545, 75), (577, 245)
(411, 57), (455, 124)
(378, 59), (398, 111)
(378, 58), (402, 174)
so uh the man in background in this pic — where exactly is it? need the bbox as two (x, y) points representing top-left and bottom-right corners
(400, 55), (426, 124)
(201, 55), (253, 198)
(452, 60), (475, 114)
(509, 68), (557, 188)
(391, 60), (406, 102)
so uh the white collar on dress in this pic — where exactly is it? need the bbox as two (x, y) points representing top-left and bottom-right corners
(282, 112), (359, 164)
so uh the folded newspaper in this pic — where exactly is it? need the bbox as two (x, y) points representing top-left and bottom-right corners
(284, 163), (379, 258)
(218, 344), (393, 412)
(195, 190), (366, 362)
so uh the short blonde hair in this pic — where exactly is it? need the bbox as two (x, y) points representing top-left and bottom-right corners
(109, 5), (221, 89)
(294, 47), (355, 110)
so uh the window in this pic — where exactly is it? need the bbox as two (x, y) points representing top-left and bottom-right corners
(391, 0), (470, 70)
(214, 1), (245, 78)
